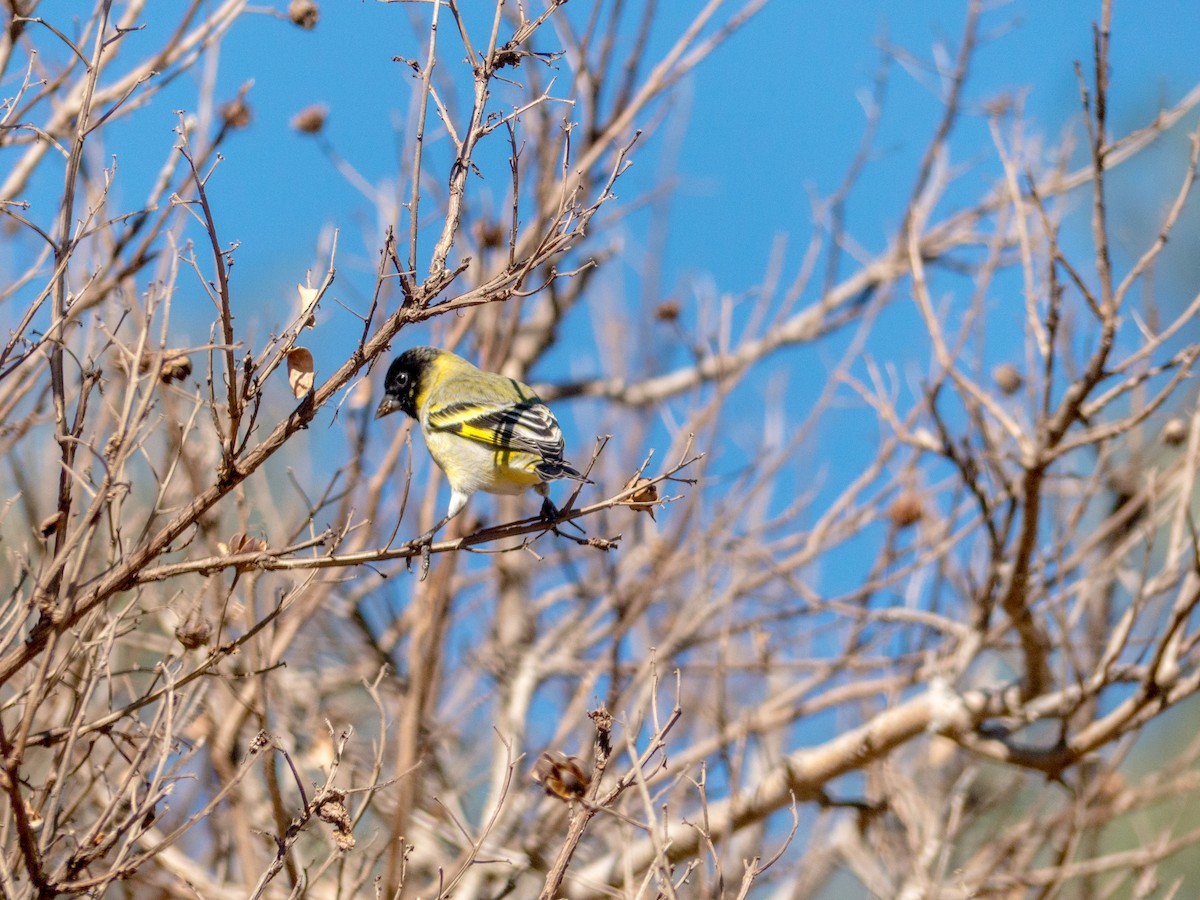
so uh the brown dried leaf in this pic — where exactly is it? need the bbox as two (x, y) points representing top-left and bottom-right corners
(315, 789), (355, 851)
(287, 347), (315, 398)
(296, 283), (319, 327)
(219, 532), (268, 572)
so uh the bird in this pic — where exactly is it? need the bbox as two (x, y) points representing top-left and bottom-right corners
(374, 346), (588, 569)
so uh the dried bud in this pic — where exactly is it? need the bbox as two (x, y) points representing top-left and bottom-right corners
(533, 751), (590, 802)
(887, 491), (924, 529)
(219, 96), (252, 130)
(992, 363), (1023, 396)
(654, 299), (681, 322)
(1162, 418), (1188, 447)
(288, 0), (319, 29)
(291, 104), (328, 134)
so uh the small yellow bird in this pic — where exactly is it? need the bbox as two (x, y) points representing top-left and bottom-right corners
(375, 347), (587, 550)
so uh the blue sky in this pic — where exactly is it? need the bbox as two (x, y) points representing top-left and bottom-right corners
(63, 3), (1197, 387)
(303, 6), (1185, 372)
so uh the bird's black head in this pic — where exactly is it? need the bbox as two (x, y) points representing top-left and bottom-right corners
(375, 347), (439, 420)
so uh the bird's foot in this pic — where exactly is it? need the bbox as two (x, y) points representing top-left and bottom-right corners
(541, 497), (586, 536)
(408, 529), (436, 581)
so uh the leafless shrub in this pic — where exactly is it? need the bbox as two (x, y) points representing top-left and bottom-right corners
(3, 1), (1200, 898)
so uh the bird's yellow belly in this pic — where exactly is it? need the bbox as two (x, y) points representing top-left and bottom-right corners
(425, 431), (541, 497)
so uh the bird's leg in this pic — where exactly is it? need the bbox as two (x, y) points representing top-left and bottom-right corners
(413, 492), (468, 580)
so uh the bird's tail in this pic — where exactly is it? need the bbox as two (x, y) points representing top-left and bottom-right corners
(536, 459), (591, 484)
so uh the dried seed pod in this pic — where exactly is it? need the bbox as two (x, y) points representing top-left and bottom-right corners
(291, 104), (328, 134)
(1162, 417), (1188, 447)
(159, 351), (192, 383)
(533, 751), (590, 802)
(218, 533), (268, 573)
(654, 299), (681, 321)
(175, 613), (212, 650)
(218, 532), (268, 556)
(473, 219), (506, 249)
(623, 476), (659, 519)
(887, 491), (924, 529)
(119, 348), (193, 384)
(288, 0), (319, 29)
(992, 363), (1023, 396)
(219, 95), (252, 130)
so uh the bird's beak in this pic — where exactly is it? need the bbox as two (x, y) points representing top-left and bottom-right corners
(374, 396), (400, 420)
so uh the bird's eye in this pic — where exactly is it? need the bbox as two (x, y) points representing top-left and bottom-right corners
(397, 373), (409, 386)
